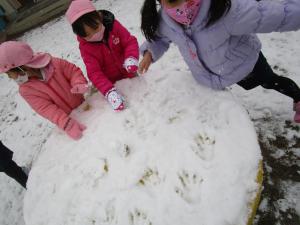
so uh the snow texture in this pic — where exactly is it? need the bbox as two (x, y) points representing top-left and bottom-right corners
(1, 0), (299, 225)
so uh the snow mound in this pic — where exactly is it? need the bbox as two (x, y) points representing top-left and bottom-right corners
(24, 70), (262, 225)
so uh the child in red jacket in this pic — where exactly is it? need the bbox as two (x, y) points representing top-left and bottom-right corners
(66, 0), (139, 111)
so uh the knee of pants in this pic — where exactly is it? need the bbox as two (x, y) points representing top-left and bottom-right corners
(261, 82), (275, 89)
(238, 81), (260, 90)
(0, 159), (16, 170)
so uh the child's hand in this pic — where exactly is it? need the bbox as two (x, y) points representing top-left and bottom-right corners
(71, 84), (89, 94)
(64, 118), (86, 140)
(124, 57), (138, 73)
(105, 88), (125, 111)
(139, 51), (152, 74)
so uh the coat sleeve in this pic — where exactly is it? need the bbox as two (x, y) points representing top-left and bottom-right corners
(80, 47), (114, 96)
(56, 58), (88, 87)
(223, 0), (300, 35)
(114, 20), (139, 60)
(19, 86), (70, 130)
(140, 32), (171, 62)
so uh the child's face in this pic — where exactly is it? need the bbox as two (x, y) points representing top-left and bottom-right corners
(83, 22), (103, 40)
(6, 66), (39, 80)
(6, 67), (25, 80)
(161, 0), (186, 8)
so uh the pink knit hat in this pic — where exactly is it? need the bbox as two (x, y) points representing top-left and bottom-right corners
(66, 0), (96, 24)
(0, 41), (51, 73)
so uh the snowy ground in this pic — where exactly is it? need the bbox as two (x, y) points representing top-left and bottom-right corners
(0, 0), (299, 225)
(233, 31), (300, 224)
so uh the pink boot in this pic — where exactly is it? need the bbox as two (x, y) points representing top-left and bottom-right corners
(294, 101), (300, 123)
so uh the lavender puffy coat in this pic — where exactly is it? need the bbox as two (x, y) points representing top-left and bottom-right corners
(140, 0), (300, 89)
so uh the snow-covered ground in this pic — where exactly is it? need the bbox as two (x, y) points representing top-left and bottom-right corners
(0, 0), (299, 224)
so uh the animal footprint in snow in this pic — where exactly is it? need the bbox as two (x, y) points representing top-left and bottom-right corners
(191, 133), (215, 161)
(174, 170), (203, 203)
(129, 209), (152, 225)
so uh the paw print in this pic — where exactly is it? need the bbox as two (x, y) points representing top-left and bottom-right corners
(174, 170), (203, 203)
(191, 133), (215, 161)
(129, 209), (152, 225)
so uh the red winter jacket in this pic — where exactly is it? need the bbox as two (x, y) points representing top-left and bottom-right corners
(78, 10), (139, 96)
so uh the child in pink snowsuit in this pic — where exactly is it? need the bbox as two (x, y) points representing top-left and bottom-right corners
(66, 0), (139, 111)
(0, 41), (88, 140)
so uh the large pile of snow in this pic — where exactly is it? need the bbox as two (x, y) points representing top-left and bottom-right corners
(24, 68), (261, 225)
(0, 0), (268, 224)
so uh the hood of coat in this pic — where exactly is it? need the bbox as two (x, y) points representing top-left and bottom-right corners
(21, 57), (55, 84)
(42, 58), (55, 82)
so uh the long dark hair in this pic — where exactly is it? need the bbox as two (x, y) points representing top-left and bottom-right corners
(141, 0), (231, 41)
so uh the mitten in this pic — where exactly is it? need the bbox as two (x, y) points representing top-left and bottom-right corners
(64, 118), (86, 140)
(105, 88), (125, 111)
(71, 84), (89, 94)
(123, 57), (138, 73)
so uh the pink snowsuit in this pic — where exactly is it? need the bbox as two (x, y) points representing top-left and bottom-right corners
(19, 57), (87, 130)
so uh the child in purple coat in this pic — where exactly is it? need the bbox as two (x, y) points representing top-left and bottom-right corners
(139, 0), (300, 123)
